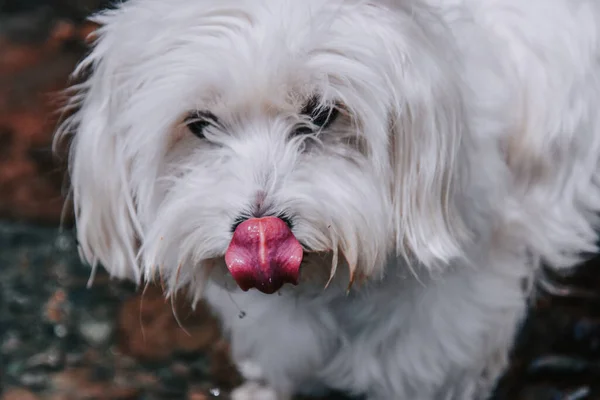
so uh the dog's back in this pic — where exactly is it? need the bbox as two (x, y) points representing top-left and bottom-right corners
(437, 0), (600, 270)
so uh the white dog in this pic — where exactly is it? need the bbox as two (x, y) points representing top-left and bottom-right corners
(55, 0), (600, 399)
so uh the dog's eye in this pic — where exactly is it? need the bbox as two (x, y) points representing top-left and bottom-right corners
(185, 111), (218, 139)
(296, 97), (339, 135)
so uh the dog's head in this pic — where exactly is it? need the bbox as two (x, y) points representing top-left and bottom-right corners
(57, 0), (472, 298)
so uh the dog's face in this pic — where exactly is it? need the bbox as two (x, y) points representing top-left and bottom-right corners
(58, 0), (471, 298)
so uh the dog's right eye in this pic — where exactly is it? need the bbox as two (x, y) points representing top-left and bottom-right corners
(185, 111), (218, 139)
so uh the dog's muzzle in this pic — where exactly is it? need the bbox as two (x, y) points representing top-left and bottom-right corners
(225, 216), (303, 294)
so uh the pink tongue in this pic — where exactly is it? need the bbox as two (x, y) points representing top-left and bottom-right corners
(225, 217), (303, 294)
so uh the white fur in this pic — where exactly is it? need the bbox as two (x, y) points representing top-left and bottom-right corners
(55, 0), (600, 398)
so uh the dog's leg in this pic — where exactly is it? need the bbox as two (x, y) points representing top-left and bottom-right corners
(204, 283), (338, 399)
(229, 361), (289, 400)
(230, 379), (290, 400)
(230, 359), (331, 400)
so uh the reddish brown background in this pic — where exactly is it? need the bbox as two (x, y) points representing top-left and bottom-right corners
(0, 1), (108, 224)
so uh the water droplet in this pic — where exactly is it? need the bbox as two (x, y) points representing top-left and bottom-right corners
(54, 324), (68, 338)
(238, 311), (246, 319)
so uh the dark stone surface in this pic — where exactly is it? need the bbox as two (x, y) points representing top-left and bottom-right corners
(0, 221), (242, 400)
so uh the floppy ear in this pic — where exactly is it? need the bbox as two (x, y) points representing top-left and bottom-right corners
(55, 11), (142, 283)
(385, 8), (472, 269)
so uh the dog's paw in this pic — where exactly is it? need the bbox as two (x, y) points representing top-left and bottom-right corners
(236, 359), (266, 381)
(230, 381), (290, 400)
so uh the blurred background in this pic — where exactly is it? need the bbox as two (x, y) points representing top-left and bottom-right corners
(0, 1), (599, 399)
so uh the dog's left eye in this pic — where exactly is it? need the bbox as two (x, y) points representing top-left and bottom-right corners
(185, 111), (218, 139)
(295, 97), (339, 135)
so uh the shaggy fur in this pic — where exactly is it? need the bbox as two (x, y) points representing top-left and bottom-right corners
(55, 0), (600, 399)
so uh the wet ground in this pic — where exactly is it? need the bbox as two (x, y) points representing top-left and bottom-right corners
(1, 221), (600, 400)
